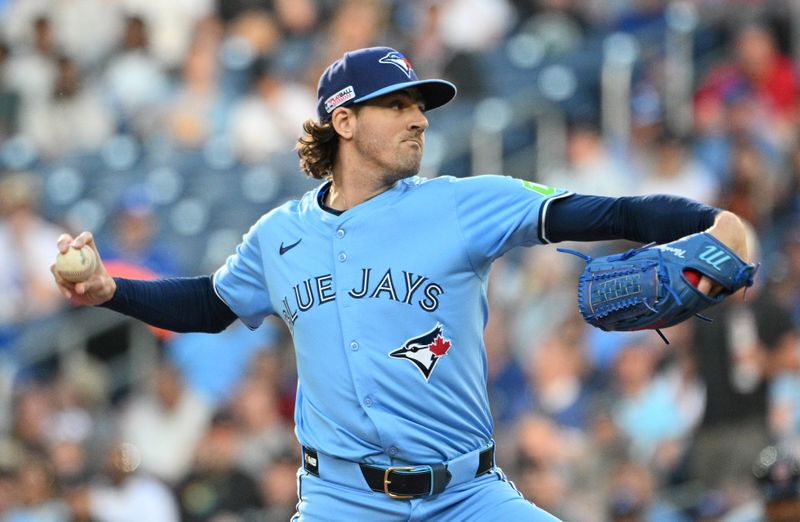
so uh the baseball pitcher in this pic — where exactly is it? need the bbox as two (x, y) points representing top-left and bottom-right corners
(53, 47), (752, 521)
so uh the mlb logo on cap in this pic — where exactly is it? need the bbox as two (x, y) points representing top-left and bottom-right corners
(316, 47), (457, 121)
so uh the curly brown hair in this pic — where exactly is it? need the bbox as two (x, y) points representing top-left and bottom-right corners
(296, 119), (340, 180)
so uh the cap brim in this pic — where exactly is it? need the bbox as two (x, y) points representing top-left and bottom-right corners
(352, 79), (457, 112)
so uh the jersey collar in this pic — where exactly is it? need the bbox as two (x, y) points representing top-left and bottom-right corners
(311, 178), (411, 223)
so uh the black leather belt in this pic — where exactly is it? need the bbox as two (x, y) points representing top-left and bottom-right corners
(302, 445), (495, 499)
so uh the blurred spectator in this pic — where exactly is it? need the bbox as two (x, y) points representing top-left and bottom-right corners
(225, 9), (281, 62)
(542, 121), (634, 196)
(717, 141), (777, 233)
(0, 172), (66, 332)
(249, 348), (297, 423)
(688, 273), (794, 491)
(636, 132), (719, 205)
(309, 0), (389, 83)
(227, 55), (316, 164)
(175, 411), (263, 522)
(270, 0), (321, 76)
(484, 277), (530, 429)
(118, 362), (213, 485)
(4, 16), (58, 106)
(400, 2), (488, 99)
(693, 23), (793, 208)
(164, 29), (226, 149)
(611, 336), (702, 475)
(3, 456), (70, 522)
(770, 229), (800, 327)
(103, 15), (170, 136)
(695, 21), (799, 153)
(11, 384), (53, 453)
(22, 54), (114, 158)
(511, 414), (584, 520)
(230, 374), (294, 482)
(437, 0), (514, 54)
(768, 328), (800, 446)
(401, 2), (450, 79)
(772, 140), (800, 230)
(0, 42), (21, 138)
(4, 0), (124, 69)
(605, 460), (688, 522)
(572, 398), (631, 516)
(167, 321), (278, 407)
(526, 336), (590, 431)
(119, 0), (214, 69)
(753, 445), (800, 522)
(259, 451), (300, 522)
(66, 441), (179, 522)
(101, 186), (178, 278)
(47, 375), (94, 449)
(48, 439), (89, 488)
(488, 247), (579, 361)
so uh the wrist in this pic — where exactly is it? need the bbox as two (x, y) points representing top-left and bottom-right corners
(707, 211), (748, 262)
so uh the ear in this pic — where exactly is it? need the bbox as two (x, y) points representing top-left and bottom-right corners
(331, 107), (356, 140)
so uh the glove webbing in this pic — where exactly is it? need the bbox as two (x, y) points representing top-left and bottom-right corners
(558, 246), (710, 345)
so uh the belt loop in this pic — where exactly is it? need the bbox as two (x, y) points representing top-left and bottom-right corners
(476, 444), (495, 477)
(303, 446), (320, 477)
(430, 463), (452, 494)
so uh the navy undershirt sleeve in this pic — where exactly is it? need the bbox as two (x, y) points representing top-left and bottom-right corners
(545, 194), (719, 244)
(100, 276), (238, 333)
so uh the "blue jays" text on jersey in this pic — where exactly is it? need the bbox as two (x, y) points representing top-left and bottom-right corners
(213, 175), (570, 466)
(280, 268), (444, 332)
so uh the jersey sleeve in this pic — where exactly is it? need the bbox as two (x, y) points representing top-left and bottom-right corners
(451, 175), (571, 269)
(212, 217), (275, 329)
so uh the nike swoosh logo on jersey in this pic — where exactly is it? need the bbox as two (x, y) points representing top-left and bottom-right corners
(279, 239), (302, 255)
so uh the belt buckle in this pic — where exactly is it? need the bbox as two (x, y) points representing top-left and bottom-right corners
(383, 466), (426, 499)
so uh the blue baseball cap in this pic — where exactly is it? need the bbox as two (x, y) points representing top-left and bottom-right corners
(316, 47), (457, 122)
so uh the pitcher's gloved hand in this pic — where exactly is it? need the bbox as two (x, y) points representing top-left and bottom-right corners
(560, 232), (757, 342)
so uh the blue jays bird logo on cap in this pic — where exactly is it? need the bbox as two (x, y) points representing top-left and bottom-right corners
(379, 51), (414, 79)
(389, 323), (452, 381)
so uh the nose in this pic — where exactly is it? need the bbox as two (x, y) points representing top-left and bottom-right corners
(409, 106), (429, 133)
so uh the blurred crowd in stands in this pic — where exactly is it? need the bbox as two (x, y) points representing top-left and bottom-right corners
(2, 0), (800, 520)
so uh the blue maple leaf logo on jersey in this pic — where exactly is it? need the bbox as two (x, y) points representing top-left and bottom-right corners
(379, 51), (414, 79)
(389, 323), (451, 381)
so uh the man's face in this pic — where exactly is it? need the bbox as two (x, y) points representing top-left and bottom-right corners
(350, 89), (429, 183)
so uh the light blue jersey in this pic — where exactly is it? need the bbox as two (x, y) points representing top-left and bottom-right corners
(213, 174), (570, 466)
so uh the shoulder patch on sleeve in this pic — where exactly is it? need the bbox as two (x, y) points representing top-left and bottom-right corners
(520, 179), (557, 196)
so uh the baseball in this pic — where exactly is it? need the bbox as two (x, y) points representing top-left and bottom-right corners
(55, 246), (97, 283)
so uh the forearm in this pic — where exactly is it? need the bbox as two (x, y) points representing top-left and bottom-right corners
(545, 194), (719, 244)
(100, 276), (238, 333)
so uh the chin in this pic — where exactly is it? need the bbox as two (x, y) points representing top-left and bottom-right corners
(398, 163), (422, 179)
(386, 170), (417, 185)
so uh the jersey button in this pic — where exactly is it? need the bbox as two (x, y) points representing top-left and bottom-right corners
(363, 397), (373, 407)
(336, 229), (345, 238)
(388, 447), (399, 457)
(350, 341), (359, 351)
(338, 252), (347, 262)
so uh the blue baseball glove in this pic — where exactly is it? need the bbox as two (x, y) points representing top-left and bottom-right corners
(559, 232), (758, 343)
